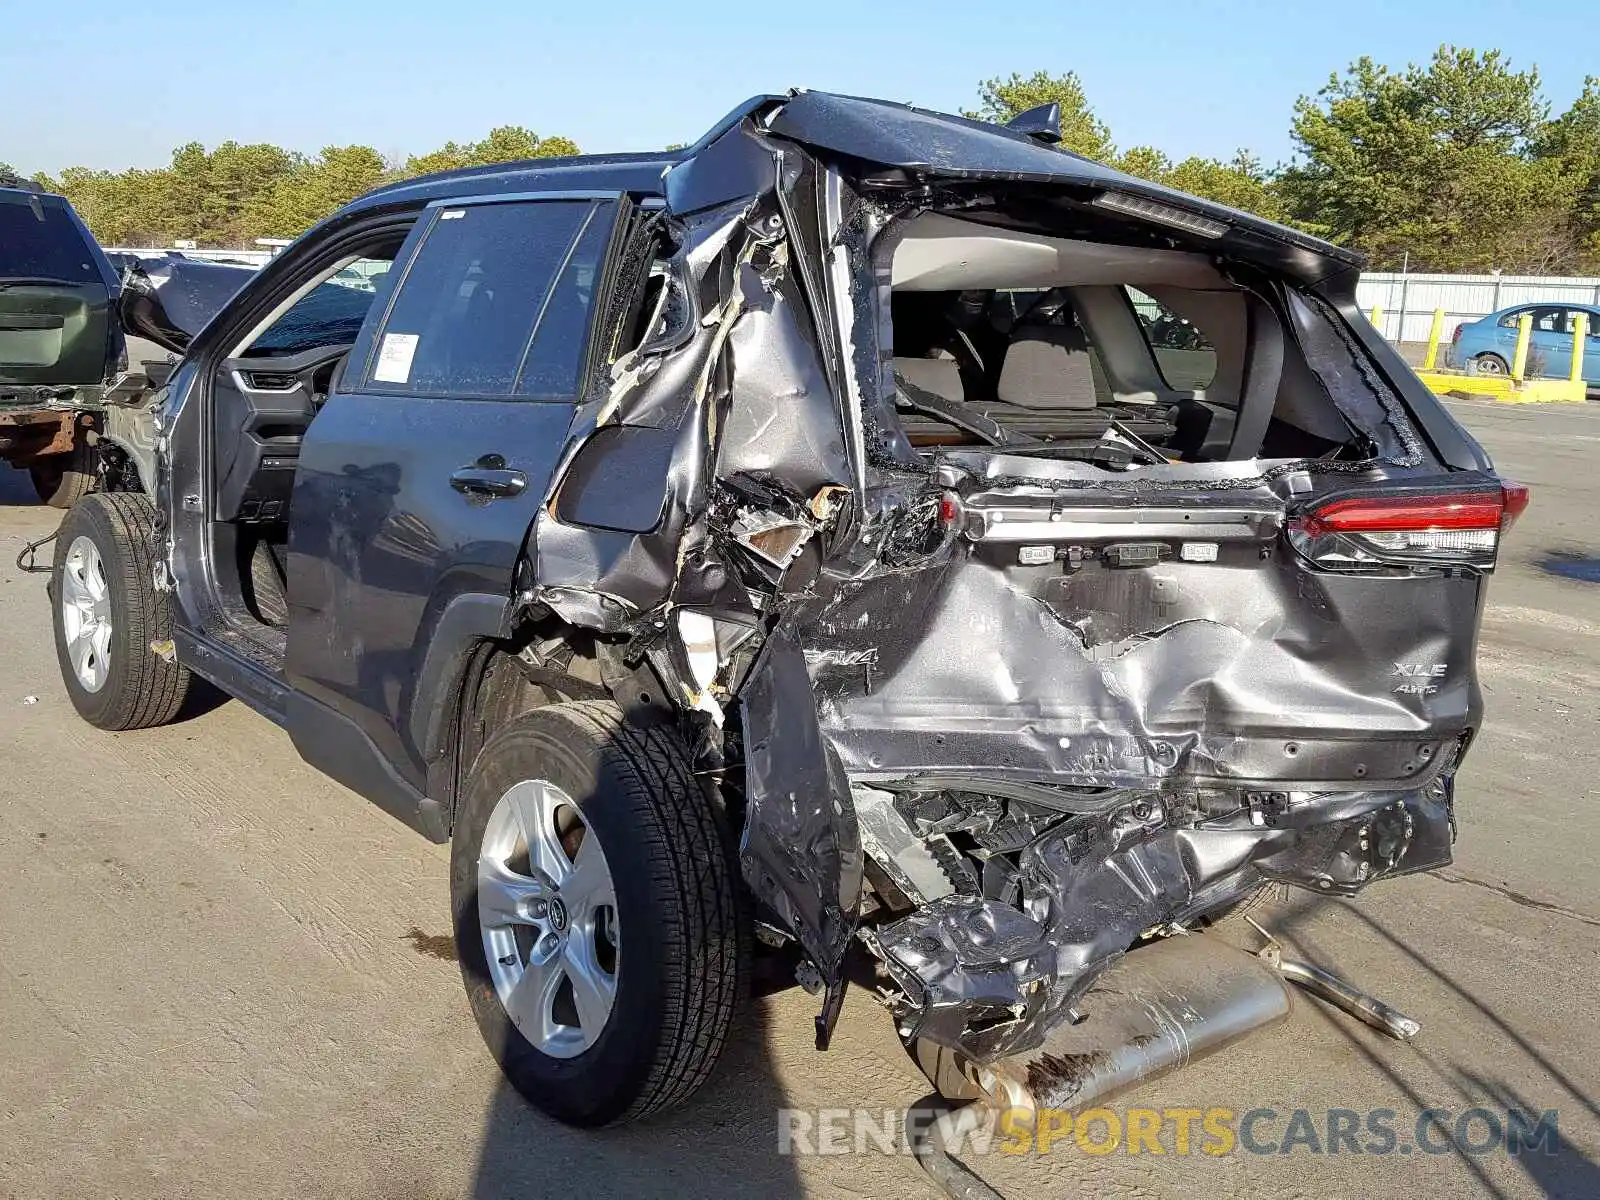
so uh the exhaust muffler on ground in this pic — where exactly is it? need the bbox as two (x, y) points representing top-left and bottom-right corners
(911, 932), (1292, 1116)
(905, 934), (1292, 1199)
(904, 930), (1423, 1198)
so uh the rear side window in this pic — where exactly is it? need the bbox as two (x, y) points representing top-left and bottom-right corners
(368, 199), (608, 398)
(0, 193), (102, 285)
(1126, 286), (1217, 390)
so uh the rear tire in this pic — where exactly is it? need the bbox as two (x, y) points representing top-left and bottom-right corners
(51, 493), (191, 730)
(1472, 352), (1509, 377)
(30, 441), (98, 508)
(451, 701), (747, 1126)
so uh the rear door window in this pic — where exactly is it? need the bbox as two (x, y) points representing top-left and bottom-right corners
(1125, 287), (1217, 390)
(366, 199), (609, 398)
(1532, 307), (1569, 334)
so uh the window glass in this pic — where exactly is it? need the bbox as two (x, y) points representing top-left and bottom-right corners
(514, 209), (610, 396)
(0, 193), (101, 284)
(369, 200), (597, 397)
(1533, 308), (1568, 333)
(248, 257), (393, 356)
(1125, 286), (1217, 389)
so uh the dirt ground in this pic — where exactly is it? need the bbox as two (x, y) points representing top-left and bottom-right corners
(1, 399), (1597, 1199)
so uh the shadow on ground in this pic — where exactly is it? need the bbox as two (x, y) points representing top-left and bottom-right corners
(1269, 890), (1600, 1200)
(1537, 550), (1600, 584)
(1, 463), (45, 507)
(467, 962), (810, 1200)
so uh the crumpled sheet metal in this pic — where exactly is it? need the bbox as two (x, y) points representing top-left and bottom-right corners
(116, 256), (257, 354)
(739, 628), (864, 985)
(529, 200), (768, 626)
(806, 542), (1478, 790)
(872, 780), (1455, 1062)
(718, 255), (851, 495)
(509, 124), (1480, 1061)
(515, 161), (870, 1014)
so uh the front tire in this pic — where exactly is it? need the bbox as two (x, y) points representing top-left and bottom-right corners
(51, 493), (191, 730)
(450, 701), (747, 1125)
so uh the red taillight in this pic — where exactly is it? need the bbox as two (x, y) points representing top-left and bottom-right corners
(1451, 324), (1463, 344)
(1294, 486), (1526, 567)
(1301, 491), (1505, 537)
(1500, 481), (1530, 530)
(938, 491), (961, 524)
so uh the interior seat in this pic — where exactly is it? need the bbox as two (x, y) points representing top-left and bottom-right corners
(893, 355), (965, 404)
(996, 324), (1100, 411)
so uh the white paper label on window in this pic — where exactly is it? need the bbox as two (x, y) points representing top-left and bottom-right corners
(373, 332), (419, 383)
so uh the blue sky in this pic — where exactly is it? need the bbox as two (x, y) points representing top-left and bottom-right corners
(5, 0), (1595, 176)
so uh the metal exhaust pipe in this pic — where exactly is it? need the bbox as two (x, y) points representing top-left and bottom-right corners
(913, 933), (1292, 1116)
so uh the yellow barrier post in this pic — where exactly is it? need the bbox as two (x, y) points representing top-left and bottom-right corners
(1511, 313), (1532, 382)
(1369, 305), (1383, 331)
(1423, 308), (1445, 370)
(1573, 314), (1589, 385)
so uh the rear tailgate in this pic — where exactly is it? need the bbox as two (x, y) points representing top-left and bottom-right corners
(0, 189), (120, 408)
(807, 457), (1511, 791)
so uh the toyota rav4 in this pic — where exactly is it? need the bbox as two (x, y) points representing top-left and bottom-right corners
(46, 92), (1523, 1132)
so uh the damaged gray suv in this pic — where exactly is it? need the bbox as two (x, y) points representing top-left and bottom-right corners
(48, 92), (1524, 1130)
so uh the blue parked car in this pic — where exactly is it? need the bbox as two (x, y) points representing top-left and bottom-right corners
(1452, 303), (1600, 383)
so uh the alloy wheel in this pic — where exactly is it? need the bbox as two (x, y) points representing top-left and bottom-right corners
(60, 535), (112, 693)
(478, 778), (619, 1058)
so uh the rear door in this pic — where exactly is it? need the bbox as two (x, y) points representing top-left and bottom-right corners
(1533, 307), (1575, 376)
(0, 189), (121, 406)
(1492, 307), (1529, 359)
(1585, 309), (1600, 384)
(284, 192), (622, 790)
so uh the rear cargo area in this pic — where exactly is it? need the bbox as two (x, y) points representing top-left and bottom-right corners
(794, 203), (1501, 795)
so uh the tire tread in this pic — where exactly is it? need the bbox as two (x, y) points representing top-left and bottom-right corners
(553, 701), (745, 1121)
(54, 492), (190, 730)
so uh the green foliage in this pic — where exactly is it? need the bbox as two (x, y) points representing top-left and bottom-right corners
(407, 126), (580, 176)
(965, 51), (1597, 272)
(249, 145), (392, 237)
(966, 70), (1115, 161)
(1536, 77), (1600, 261)
(1280, 47), (1586, 270)
(35, 127), (580, 248)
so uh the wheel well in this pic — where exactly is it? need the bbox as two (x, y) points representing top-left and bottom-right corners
(442, 616), (614, 834)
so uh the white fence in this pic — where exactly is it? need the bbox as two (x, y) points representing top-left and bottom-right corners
(1356, 272), (1600, 343)
(102, 246), (275, 267)
(101, 250), (1600, 348)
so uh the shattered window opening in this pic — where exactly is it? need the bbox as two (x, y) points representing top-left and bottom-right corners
(869, 210), (1438, 478)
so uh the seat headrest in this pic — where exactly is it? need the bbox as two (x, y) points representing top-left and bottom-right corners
(893, 356), (964, 404)
(997, 325), (1098, 411)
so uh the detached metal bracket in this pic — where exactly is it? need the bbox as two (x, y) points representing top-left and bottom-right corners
(15, 530), (56, 575)
(1247, 916), (1421, 1041)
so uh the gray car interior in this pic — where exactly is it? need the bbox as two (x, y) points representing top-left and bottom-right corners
(886, 214), (1357, 461)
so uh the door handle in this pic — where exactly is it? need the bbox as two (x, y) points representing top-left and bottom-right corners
(450, 461), (527, 498)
